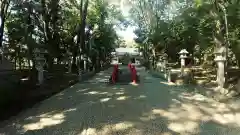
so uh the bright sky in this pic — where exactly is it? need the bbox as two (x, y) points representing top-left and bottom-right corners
(110, 0), (137, 45)
(113, 0), (180, 45)
(117, 26), (136, 41)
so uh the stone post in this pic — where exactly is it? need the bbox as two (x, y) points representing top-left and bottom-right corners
(163, 53), (168, 78)
(67, 51), (72, 73)
(159, 57), (163, 72)
(179, 49), (189, 76)
(167, 67), (172, 83)
(214, 47), (226, 91)
(156, 61), (162, 72)
(38, 66), (44, 84)
(81, 55), (87, 72)
(84, 58), (87, 71)
(34, 48), (47, 85)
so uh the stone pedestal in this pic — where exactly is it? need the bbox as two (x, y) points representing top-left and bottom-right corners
(214, 56), (226, 91)
(156, 62), (162, 72)
(179, 49), (189, 76)
(180, 58), (186, 76)
(81, 55), (87, 71)
(214, 46), (227, 93)
(84, 60), (87, 71)
(37, 67), (44, 84)
(157, 57), (163, 72)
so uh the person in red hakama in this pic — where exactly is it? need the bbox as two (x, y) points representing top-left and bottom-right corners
(111, 64), (118, 83)
(131, 65), (137, 83)
(115, 64), (119, 81)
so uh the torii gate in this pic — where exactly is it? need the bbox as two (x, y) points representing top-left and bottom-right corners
(111, 47), (142, 64)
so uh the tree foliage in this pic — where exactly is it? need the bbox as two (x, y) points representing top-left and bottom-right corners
(130, 0), (240, 66)
(2, 0), (124, 72)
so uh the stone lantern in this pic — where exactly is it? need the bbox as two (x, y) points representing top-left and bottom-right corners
(33, 48), (47, 85)
(214, 46), (226, 91)
(179, 49), (189, 76)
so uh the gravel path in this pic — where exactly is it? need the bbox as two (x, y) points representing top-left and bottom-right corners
(1, 67), (240, 135)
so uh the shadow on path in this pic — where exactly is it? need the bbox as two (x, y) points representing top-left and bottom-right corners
(1, 67), (240, 135)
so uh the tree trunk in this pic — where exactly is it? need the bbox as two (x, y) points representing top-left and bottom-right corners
(0, 16), (4, 47)
(79, 0), (89, 70)
(0, 0), (10, 47)
(26, 4), (33, 71)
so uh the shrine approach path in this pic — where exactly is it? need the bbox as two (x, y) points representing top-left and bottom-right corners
(1, 66), (240, 135)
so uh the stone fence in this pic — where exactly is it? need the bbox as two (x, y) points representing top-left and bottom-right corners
(154, 62), (177, 83)
(153, 60), (195, 85)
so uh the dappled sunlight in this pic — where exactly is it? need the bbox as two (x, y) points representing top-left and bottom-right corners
(86, 91), (99, 95)
(100, 97), (111, 102)
(139, 114), (156, 122)
(168, 121), (199, 133)
(63, 108), (77, 113)
(80, 128), (98, 135)
(99, 91), (109, 95)
(179, 93), (210, 102)
(160, 81), (176, 86)
(147, 90), (240, 134)
(78, 122), (134, 135)
(116, 96), (129, 100)
(22, 113), (65, 131)
(152, 109), (179, 120)
(113, 122), (134, 131)
(77, 88), (90, 92)
(115, 92), (124, 95)
(134, 95), (146, 99)
(178, 92), (240, 127)
(151, 106), (205, 134)
(212, 113), (236, 125)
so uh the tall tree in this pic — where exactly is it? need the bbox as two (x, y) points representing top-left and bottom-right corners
(0, 0), (10, 47)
